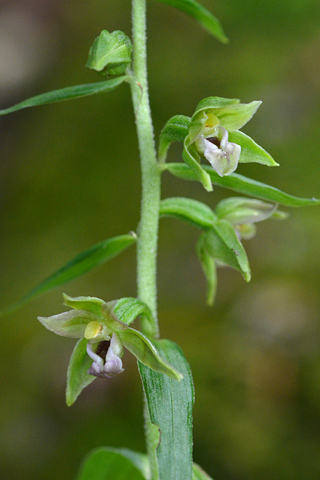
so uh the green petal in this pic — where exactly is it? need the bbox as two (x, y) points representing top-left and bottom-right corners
(202, 221), (251, 281)
(215, 101), (262, 132)
(158, 115), (191, 162)
(118, 328), (183, 381)
(38, 310), (100, 338)
(63, 294), (105, 316)
(229, 130), (279, 167)
(197, 235), (217, 306)
(66, 338), (96, 406)
(183, 142), (213, 191)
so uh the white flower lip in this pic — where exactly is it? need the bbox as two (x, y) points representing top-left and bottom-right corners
(87, 334), (124, 378)
(200, 126), (241, 177)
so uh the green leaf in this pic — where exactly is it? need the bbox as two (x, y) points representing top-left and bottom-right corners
(182, 146), (213, 192)
(229, 130), (279, 167)
(113, 297), (158, 338)
(66, 338), (96, 406)
(119, 329), (183, 381)
(0, 233), (136, 318)
(192, 463), (214, 480)
(165, 163), (320, 207)
(197, 235), (217, 306)
(139, 340), (194, 480)
(153, 0), (228, 43)
(160, 197), (216, 229)
(158, 115), (191, 162)
(0, 77), (129, 116)
(202, 221), (251, 281)
(77, 447), (147, 480)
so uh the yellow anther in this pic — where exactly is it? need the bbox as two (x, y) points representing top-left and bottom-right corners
(85, 321), (103, 340)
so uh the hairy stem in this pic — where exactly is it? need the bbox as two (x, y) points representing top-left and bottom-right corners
(131, 0), (160, 335)
(131, 0), (160, 478)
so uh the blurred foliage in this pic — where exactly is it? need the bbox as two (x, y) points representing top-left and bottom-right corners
(0, 0), (320, 479)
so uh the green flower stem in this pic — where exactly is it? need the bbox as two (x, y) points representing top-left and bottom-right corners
(131, 0), (161, 478)
(131, 0), (160, 335)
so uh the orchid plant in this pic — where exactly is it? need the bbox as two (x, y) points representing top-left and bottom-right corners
(0, 1), (319, 479)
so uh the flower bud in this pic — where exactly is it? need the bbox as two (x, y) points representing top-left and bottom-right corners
(86, 30), (132, 77)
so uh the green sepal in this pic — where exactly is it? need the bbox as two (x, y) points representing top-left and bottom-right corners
(86, 30), (132, 77)
(101, 303), (182, 380)
(77, 447), (148, 480)
(202, 220), (251, 281)
(63, 294), (105, 316)
(191, 97), (261, 133)
(160, 197), (216, 229)
(192, 463), (214, 480)
(182, 143), (213, 191)
(66, 338), (96, 407)
(197, 235), (217, 306)
(139, 340), (194, 480)
(158, 115), (191, 162)
(0, 77), (129, 117)
(229, 130), (279, 167)
(113, 297), (158, 338)
(0, 233), (136, 318)
(164, 163), (320, 207)
(38, 310), (100, 338)
(153, 0), (228, 43)
(119, 329), (183, 381)
(215, 197), (277, 225)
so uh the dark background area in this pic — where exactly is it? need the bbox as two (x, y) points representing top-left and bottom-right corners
(1, 1), (320, 479)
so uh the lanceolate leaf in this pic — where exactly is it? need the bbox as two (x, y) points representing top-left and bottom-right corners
(139, 340), (194, 480)
(153, 0), (228, 43)
(66, 338), (95, 407)
(77, 447), (147, 480)
(0, 77), (129, 116)
(158, 115), (191, 162)
(160, 197), (216, 229)
(0, 233), (136, 318)
(165, 163), (320, 207)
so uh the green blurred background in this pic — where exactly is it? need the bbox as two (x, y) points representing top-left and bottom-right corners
(1, 0), (320, 479)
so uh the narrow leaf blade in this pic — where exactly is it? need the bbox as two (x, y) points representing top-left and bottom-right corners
(165, 163), (320, 207)
(77, 447), (147, 480)
(66, 338), (96, 406)
(139, 340), (194, 480)
(0, 233), (136, 317)
(0, 77), (128, 116)
(160, 197), (216, 229)
(154, 0), (228, 43)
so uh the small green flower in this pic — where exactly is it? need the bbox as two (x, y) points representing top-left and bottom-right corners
(183, 97), (278, 191)
(38, 294), (182, 383)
